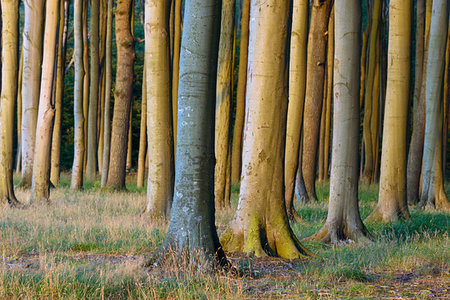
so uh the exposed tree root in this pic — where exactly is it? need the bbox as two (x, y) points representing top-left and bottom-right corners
(305, 223), (373, 245)
(365, 205), (410, 223)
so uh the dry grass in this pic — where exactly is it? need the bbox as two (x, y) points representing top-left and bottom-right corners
(0, 174), (449, 299)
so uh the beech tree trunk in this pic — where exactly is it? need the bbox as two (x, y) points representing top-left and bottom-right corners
(0, 0), (21, 207)
(30, 0), (60, 204)
(100, 0), (113, 188)
(71, 0), (85, 190)
(301, 0), (333, 201)
(418, 0), (450, 211)
(367, 0), (412, 222)
(136, 66), (147, 189)
(230, 0), (250, 185)
(284, 0), (308, 221)
(144, 0), (230, 270)
(215, 0), (235, 208)
(220, 0), (311, 259)
(106, 0), (136, 189)
(406, 0), (427, 205)
(141, 0), (174, 219)
(308, 0), (371, 244)
(18, 0), (45, 189)
(171, 0), (181, 156)
(86, 0), (100, 180)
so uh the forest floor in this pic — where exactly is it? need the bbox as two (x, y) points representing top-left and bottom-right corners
(0, 173), (449, 299)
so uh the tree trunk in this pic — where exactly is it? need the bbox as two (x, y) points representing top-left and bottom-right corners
(418, 0), (450, 211)
(144, 0), (230, 270)
(100, 0), (113, 188)
(0, 0), (21, 207)
(220, 0), (311, 259)
(215, 0), (235, 208)
(50, 0), (70, 187)
(307, 0), (371, 244)
(106, 0), (136, 189)
(126, 108), (133, 171)
(301, 0), (333, 201)
(71, 0), (85, 190)
(141, 0), (174, 219)
(230, 0), (250, 185)
(284, 0), (308, 220)
(18, 0), (45, 189)
(406, 0), (427, 205)
(367, 0), (412, 222)
(82, 0), (89, 169)
(136, 65), (147, 189)
(15, 50), (23, 174)
(171, 0), (181, 157)
(30, 0), (60, 204)
(86, 0), (100, 180)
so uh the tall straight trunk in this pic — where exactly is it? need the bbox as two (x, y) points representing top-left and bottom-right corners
(82, 0), (89, 168)
(0, 0), (21, 207)
(284, 0), (308, 220)
(144, 0), (231, 270)
(215, 0), (235, 208)
(71, 0), (85, 190)
(221, 0), (311, 259)
(30, 0), (60, 204)
(106, 0), (136, 189)
(406, 0), (426, 204)
(50, 0), (70, 187)
(230, 0), (250, 185)
(19, 0), (45, 188)
(308, 0), (371, 244)
(86, 0), (100, 180)
(362, 0), (382, 184)
(418, 0), (450, 211)
(137, 66), (147, 189)
(126, 109), (133, 171)
(443, 15), (450, 179)
(141, 0), (174, 219)
(100, 0), (113, 188)
(171, 0), (181, 156)
(301, 0), (333, 201)
(15, 51), (23, 174)
(367, 0), (412, 222)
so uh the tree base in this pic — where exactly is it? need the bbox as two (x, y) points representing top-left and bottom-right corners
(305, 223), (372, 245)
(365, 205), (410, 223)
(417, 187), (450, 211)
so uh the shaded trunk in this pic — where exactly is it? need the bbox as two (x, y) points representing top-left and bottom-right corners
(136, 65), (147, 189)
(221, 0), (311, 259)
(106, 0), (136, 189)
(307, 0), (371, 244)
(214, 0), (235, 208)
(367, 0), (412, 222)
(230, 0), (250, 185)
(30, 0), (60, 204)
(100, 0), (113, 188)
(144, 0), (230, 270)
(171, 0), (181, 157)
(301, 0), (333, 201)
(284, 0), (308, 221)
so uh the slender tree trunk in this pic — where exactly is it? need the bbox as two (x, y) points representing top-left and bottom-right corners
(50, 0), (70, 187)
(30, 0), (60, 204)
(137, 65), (147, 189)
(144, 0), (231, 271)
(15, 51), (23, 174)
(367, 0), (412, 222)
(406, 0), (426, 204)
(126, 109), (133, 171)
(101, 0), (113, 188)
(82, 0), (89, 168)
(86, 0), (100, 180)
(308, 0), (371, 244)
(18, 0), (45, 189)
(171, 0), (181, 156)
(418, 0), (450, 211)
(215, 0), (235, 208)
(221, 0), (311, 259)
(0, 0), (21, 207)
(301, 0), (333, 201)
(230, 0), (250, 185)
(71, 0), (85, 190)
(106, 0), (136, 189)
(284, 0), (308, 220)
